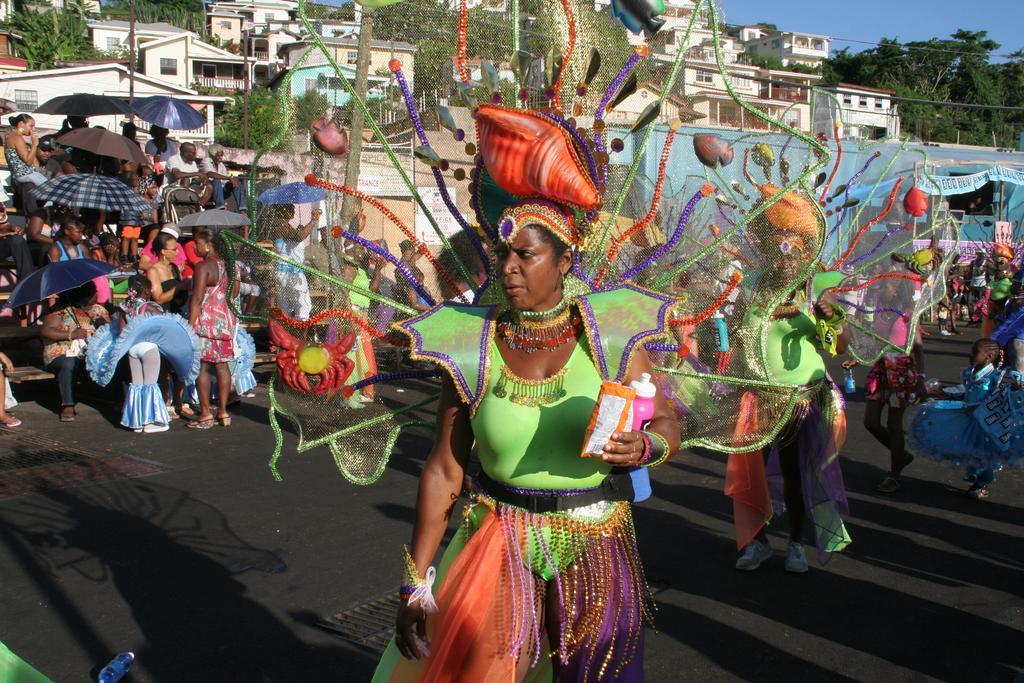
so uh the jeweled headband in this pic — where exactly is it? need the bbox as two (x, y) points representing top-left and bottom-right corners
(498, 200), (578, 247)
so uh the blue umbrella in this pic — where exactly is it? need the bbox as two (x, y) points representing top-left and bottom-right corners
(257, 182), (326, 205)
(131, 95), (206, 131)
(4, 260), (117, 309)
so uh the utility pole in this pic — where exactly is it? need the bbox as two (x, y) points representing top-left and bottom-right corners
(243, 24), (250, 150)
(128, 0), (136, 104)
(339, 8), (373, 230)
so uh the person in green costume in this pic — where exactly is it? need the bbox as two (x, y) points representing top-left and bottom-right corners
(374, 105), (681, 683)
(729, 188), (853, 575)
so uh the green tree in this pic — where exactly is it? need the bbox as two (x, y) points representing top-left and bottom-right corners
(215, 87), (286, 150)
(293, 89), (330, 132)
(2, 8), (99, 69)
(822, 30), (1023, 147)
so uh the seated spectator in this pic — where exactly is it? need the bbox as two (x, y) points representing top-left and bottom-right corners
(26, 204), (70, 267)
(92, 232), (119, 265)
(144, 126), (179, 181)
(0, 203), (35, 280)
(0, 350), (20, 427)
(201, 144), (243, 211)
(164, 143), (211, 206)
(48, 217), (92, 263)
(139, 224), (187, 274)
(40, 282), (108, 422)
(146, 231), (190, 315)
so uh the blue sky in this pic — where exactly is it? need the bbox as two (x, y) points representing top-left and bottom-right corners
(719, 0), (1023, 61)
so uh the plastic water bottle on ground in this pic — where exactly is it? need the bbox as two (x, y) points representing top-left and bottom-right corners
(98, 652), (134, 683)
(843, 368), (856, 395)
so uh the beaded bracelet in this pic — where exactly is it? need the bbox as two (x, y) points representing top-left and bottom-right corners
(400, 546), (438, 613)
(637, 432), (654, 466)
(641, 430), (671, 468)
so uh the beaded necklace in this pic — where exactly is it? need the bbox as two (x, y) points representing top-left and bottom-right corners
(496, 297), (583, 353)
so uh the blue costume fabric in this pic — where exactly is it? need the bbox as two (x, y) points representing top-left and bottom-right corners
(86, 313), (202, 388)
(907, 364), (1024, 471)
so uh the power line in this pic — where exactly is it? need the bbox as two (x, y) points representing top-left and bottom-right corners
(829, 36), (1021, 60)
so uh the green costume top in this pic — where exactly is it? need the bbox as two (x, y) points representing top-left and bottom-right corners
(394, 285), (674, 490)
(990, 277), (1013, 303)
(473, 340), (609, 490)
(349, 268), (371, 309)
(764, 311), (827, 387)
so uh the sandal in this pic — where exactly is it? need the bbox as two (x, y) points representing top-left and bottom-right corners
(179, 404), (196, 418)
(0, 414), (21, 428)
(186, 418), (215, 430)
(217, 415), (231, 427)
(166, 404), (179, 420)
(876, 476), (901, 494)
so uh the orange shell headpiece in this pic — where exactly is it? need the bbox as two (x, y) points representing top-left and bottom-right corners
(993, 243), (1014, 261)
(475, 105), (601, 238)
(755, 184), (820, 254)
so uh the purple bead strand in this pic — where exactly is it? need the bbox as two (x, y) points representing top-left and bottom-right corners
(619, 188), (705, 283)
(393, 66), (489, 268)
(341, 230), (437, 307)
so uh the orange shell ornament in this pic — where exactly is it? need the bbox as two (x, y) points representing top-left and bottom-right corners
(759, 184), (818, 238)
(475, 105), (600, 210)
(993, 243), (1014, 261)
(902, 185), (928, 218)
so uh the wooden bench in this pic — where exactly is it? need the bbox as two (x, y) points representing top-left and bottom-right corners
(0, 326), (39, 339)
(7, 366), (54, 383)
(253, 351), (275, 365)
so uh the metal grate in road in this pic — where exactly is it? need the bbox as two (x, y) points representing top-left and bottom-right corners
(316, 592), (401, 654)
(0, 428), (169, 499)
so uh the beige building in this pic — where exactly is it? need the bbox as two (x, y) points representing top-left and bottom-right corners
(139, 32), (248, 91)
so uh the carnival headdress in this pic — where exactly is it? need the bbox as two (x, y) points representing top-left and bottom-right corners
(472, 105), (601, 247)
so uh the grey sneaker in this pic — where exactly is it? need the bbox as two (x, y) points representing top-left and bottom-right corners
(785, 542), (809, 573)
(735, 540), (772, 571)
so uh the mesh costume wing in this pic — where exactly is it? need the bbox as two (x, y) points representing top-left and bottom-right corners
(226, 0), (957, 478)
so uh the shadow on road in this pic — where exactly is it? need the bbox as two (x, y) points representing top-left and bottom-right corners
(0, 480), (373, 682)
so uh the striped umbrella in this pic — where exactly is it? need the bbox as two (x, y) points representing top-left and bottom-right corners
(31, 174), (151, 213)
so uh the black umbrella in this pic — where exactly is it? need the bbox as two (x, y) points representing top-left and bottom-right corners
(34, 94), (134, 117)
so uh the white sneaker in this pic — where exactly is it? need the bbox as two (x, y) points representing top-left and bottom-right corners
(785, 542), (809, 573)
(735, 540), (772, 571)
(143, 423), (170, 434)
(940, 330), (951, 336)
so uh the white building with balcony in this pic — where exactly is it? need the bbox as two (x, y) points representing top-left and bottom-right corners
(737, 26), (830, 69)
(0, 63), (225, 144)
(816, 83), (900, 141)
(137, 32), (250, 92)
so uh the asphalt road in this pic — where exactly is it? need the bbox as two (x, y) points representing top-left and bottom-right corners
(0, 324), (1021, 682)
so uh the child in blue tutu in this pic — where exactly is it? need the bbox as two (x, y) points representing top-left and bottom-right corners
(907, 338), (1024, 499)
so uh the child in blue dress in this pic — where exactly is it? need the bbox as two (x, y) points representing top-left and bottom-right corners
(907, 338), (1024, 499)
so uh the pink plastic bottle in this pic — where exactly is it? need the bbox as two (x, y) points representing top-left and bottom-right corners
(628, 373), (656, 503)
(630, 373), (656, 431)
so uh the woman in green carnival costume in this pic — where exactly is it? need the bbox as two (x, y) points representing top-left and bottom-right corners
(727, 187), (853, 575)
(374, 105), (681, 681)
